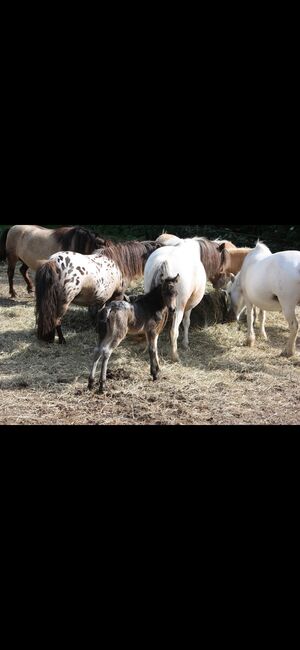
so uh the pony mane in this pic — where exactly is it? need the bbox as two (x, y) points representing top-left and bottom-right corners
(255, 239), (271, 254)
(150, 260), (171, 290)
(54, 226), (103, 254)
(100, 240), (160, 280)
(194, 237), (222, 281)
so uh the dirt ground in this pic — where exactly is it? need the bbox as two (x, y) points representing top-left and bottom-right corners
(0, 263), (299, 426)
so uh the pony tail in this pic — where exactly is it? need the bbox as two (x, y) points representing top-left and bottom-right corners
(0, 228), (10, 261)
(35, 261), (65, 342)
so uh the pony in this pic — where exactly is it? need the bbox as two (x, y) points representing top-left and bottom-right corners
(0, 225), (106, 298)
(35, 240), (160, 344)
(144, 237), (226, 361)
(227, 242), (300, 357)
(88, 274), (180, 393)
(213, 243), (253, 289)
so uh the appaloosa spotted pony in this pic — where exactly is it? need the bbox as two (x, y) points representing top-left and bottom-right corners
(35, 240), (161, 344)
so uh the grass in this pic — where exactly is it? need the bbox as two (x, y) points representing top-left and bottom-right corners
(0, 263), (299, 426)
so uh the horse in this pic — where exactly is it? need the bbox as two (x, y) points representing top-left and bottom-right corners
(144, 237), (226, 361)
(213, 243), (253, 289)
(227, 242), (300, 357)
(35, 240), (160, 344)
(0, 225), (106, 298)
(88, 274), (180, 393)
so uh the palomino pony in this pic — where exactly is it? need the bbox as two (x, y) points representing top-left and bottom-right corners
(0, 225), (105, 297)
(88, 274), (179, 393)
(35, 240), (160, 344)
(213, 243), (253, 289)
(227, 242), (300, 357)
(144, 237), (226, 361)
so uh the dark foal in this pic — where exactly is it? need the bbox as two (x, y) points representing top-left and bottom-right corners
(88, 274), (179, 393)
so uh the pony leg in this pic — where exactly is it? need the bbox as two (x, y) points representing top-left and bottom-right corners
(20, 263), (34, 293)
(88, 345), (104, 390)
(169, 309), (184, 362)
(258, 310), (268, 340)
(56, 324), (66, 345)
(281, 306), (299, 357)
(245, 301), (255, 347)
(182, 309), (192, 349)
(146, 329), (160, 380)
(7, 253), (18, 298)
(99, 330), (128, 393)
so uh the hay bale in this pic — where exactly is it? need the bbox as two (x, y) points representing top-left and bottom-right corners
(190, 291), (233, 328)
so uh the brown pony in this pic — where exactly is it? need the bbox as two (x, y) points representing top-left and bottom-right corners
(88, 274), (180, 392)
(0, 225), (106, 297)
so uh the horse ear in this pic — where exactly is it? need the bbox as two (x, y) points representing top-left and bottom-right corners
(230, 273), (235, 281)
(174, 273), (180, 283)
(218, 243), (226, 252)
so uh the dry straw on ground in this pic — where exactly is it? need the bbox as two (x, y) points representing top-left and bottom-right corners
(0, 264), (299, 425)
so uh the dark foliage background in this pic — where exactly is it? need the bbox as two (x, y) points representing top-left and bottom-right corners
(1, 224), (299, 252)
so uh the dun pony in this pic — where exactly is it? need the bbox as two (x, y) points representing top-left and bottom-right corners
(0, 224), (106, 297)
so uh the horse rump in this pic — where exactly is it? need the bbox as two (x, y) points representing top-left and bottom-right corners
(0, 228), (10, 261)
(35, 260), (65, 342)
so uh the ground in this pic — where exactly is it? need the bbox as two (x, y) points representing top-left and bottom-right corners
(0, 263), (299, 426)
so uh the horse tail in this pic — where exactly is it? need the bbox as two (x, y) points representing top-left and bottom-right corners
(35, 260), (65, 342)
(0, 228), (10, 261)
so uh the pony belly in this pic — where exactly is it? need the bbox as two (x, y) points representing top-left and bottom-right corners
(247, 290), (282, 313)
(74, 286), (105, 306)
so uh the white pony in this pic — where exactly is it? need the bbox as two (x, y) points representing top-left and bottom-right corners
(144, 240), (207, 361)
(227, 242), (300, 356)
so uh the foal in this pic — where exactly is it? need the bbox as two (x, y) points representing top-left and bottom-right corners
(88, 274), (179, 393)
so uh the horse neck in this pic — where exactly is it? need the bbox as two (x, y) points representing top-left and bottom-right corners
(197, 239), (221, 280)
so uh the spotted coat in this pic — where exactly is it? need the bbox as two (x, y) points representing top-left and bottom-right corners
(49, 251), (125, 308)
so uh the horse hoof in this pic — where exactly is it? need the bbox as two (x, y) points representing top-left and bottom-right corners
(246, 339), (255, 348)
(88, 380), (94, 391)
(171, 355), (180, 363)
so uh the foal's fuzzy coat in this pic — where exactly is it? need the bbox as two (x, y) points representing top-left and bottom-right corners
(88, 275), (179, 393)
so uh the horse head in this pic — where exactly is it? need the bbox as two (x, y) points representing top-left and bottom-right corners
(161, 274), (180, 313)
(225, 273), (245, 320)
(211, 243), (232, 289)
